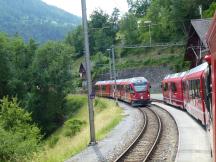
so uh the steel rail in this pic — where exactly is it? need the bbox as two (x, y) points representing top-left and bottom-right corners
(113, 108), (147, 162)
(114, 106), (162, 162)
(143, 106), (162, 162)
(150, 103), (180, 162)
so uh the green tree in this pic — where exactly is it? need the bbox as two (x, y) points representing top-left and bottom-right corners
(29, 41), (74, 135)
(0, 33), (11, 99)
(203, 2), (216, 18)
(127, 0), (151, 17)
(65, 25), (84, 58)
(8, 36), (38, 100)
(119, 13), (140, 45)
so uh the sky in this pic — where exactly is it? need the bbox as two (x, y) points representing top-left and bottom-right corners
(42, 0), (129, 17)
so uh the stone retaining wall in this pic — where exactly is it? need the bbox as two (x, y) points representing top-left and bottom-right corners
(95, 66), (174, 93)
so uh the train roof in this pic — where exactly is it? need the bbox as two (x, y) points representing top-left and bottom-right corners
(163, 71), (187, 80)
(162, 62), (209, 82)
(186, 62), (208, 76)
(95, 77), (148, 85)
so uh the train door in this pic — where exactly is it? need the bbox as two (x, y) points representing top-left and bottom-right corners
(168, 82), (172, 104)
(195, 79), (204, 124)
(171, 82), (177, 105)
(102, 85), (106, 96)
(106, 85), (111, 97)
(202, 68), (212, 127)
(111, 84), (114, 98)
(116, 85), (121, 99)
(162, 82), (169, 103)
(128, 84), (135, 102)
(125, 84), (131, 102)
(120, 85), (124, 100)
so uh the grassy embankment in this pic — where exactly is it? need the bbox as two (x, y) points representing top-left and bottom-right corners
(71, 46), (188, 82)
(78, 46), (188, 80)
(116, 46), (186, 71)
(32, 95), (123, 162)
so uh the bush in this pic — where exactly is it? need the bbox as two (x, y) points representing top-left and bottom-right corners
(64, 119), (86, 137)
(0, 97), (41, 162)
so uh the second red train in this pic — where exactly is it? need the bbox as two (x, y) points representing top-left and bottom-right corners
(95, 77), (151, 106)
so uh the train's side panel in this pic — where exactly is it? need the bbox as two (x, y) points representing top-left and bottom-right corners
(170, 79), (184, 108)
(95, 84), (102, 96)
(207, 13), (216, 161)
(184, 71), (205, 125)
(212, 59), (216, 161)
(162, 77), (184, 108)
(162, 81), (170, 104)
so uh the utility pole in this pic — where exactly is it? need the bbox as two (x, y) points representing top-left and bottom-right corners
(111, 45), (118, 105)
(81, 0), (96, 145)
(199, 5), (202, 19)
(144, 20), (152, 47)
(149, 23), (152, 46)
(107, 49), (112, 80)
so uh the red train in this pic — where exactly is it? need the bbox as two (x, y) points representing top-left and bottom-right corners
(161, 71), (186, 109)
(207, 12), (216, 162)
(162, 12), (216, 161)
(161, 62), (212, 127)
(95, 77), (151, 106)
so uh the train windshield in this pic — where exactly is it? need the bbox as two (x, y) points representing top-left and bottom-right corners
(133, 82), (147, 92)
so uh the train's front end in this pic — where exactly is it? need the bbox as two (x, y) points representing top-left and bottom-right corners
(130, 77), (151, 106)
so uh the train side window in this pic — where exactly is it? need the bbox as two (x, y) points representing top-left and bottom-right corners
(126, 85), (130, 92)
(189, 80), (193, 98)
(189, 80), (201, 99)
(117, 85), (121, 91)
(111, 85), (114, 92)
(102, 85), (106, 91)
(196, 79), (201, 98)
(130, 86), (134, 93)
(192, 80), (196, 98)
(193, 80), (195, 98)
(95, 85), (99, 91)
(163, 83), (168, 91)
(171, 82), (177, 92)
(182, 82), (185, 91)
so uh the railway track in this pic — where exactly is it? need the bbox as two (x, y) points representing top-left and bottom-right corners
(114, 106), (162, 162)
(114, 104), (178, 162)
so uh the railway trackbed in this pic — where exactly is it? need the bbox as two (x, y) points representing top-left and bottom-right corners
(114, 104), (178, 162)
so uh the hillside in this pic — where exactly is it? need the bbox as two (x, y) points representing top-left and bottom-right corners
(0, 0), (81, 42)
(86, 46), (187, 91)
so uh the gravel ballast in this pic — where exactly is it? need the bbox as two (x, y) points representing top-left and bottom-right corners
(65, 102), (144, 162)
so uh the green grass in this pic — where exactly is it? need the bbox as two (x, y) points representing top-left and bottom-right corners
(31, 95), (123, 162)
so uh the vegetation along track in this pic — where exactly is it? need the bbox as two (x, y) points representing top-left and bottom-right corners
(114, 104), (178, 162)
(114, 106), (162, 162)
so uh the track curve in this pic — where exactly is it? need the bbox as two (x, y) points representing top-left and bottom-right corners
(114, 107), (162, 162)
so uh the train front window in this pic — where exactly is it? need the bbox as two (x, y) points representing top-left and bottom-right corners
(133, 82), (147, 92)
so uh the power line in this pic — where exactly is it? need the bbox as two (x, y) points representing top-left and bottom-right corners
(115, 42), (185, 49)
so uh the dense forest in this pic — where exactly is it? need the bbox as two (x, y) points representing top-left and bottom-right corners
(0, 0), (216, 161)
(0, 0), (81, 42)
